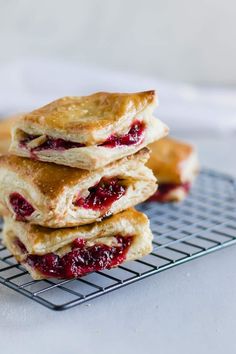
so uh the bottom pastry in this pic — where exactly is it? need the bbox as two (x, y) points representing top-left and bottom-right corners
(2, 208), (153, 280)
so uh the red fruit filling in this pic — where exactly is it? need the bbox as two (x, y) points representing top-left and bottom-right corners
(149, 182), (191, 202)
(19, 120), (145, 152)
(16, 236), (133, 278)
(100, 120), (145, 148)
(9, 192), (35, 221)
(15, 238), (28, 254)
(20, 135), (85, 151)
(74, 177), (126, 211)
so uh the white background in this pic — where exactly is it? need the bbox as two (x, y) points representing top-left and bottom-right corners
(0, 0), (236, 85)
(0, 0), (236, 136)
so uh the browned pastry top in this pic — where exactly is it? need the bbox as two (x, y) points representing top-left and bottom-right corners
(19, 91), (156, 134)
(0, 148), (149, 199)
(9, 208), (148, 249)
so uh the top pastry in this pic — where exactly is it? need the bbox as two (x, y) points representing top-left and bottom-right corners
(10, 91), (169, 170)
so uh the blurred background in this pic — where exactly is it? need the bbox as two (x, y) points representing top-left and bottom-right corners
(1, 0), (236, 84)
(0, 0), (235, 158)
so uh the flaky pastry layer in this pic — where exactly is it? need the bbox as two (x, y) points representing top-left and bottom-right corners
(3, 208), (153, 279)
(0, 148), (157, 227)
(10, 115), (168, 170)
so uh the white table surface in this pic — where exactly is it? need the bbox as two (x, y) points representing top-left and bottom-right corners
(1, 136), (236, 354)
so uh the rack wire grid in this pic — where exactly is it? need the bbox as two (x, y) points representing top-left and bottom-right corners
(0, 168), (236, 311)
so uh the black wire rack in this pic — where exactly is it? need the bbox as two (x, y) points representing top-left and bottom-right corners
(0, 168), (236, 311)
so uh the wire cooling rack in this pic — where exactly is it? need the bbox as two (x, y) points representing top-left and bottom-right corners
(0, 168), (236, 311)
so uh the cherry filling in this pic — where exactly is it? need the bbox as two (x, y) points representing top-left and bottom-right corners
(9, 192), (35, 221)
(149, 182), (191, 202)
(100, 120), (145, 148)
(20, 135), (85, 151)
(16, 236), (133, 278)
(74, 177), (126, 211)
(19, 120), (145, 152)
(15, 238), (28, 254)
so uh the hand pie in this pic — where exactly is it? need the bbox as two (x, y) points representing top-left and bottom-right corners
(3, 208), (153, 280)
(9, 91), (169, 170)
(147, 137), (199, 202)
(0, 115), (20, 155)
(0, 148), (157, 227)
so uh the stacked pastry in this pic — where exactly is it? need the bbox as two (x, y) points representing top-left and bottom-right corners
(0, 91), (168, 280)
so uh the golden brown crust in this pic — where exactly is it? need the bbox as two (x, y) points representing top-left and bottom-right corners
(3, 208), (150, 254)
(0, 148), (150, 200)
(3, 208), (153, 279)
(147, 137), (196, 184)
(17, 91), (156, 140)
(10, 91), (168, 170)
(0, 148), (156, 227)
(24, 208), (148, 241)
(0, 154), (88, 199)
